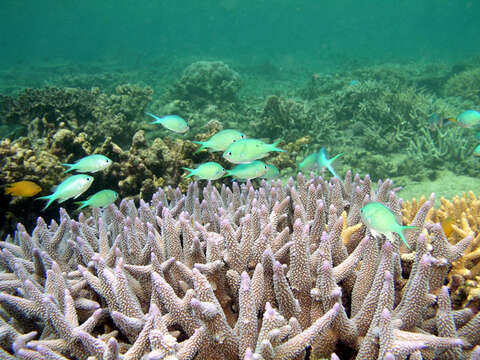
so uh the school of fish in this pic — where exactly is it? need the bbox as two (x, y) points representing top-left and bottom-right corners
(10, 106), (478, 252)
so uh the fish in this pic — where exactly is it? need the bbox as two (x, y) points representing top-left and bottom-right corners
(448, 110), (480, 128)
(36, 175), (94, 211)
(75, 189), (119, 211)
(361, 201), (416, 250)
(182, 162), (226, 180)
(193, 129), (246, 154)
(261, 164), (280, 179)
(63, 154), (112, 173)
(225, 160), (269, 181)
(317, 147), (342, 178)
(5, 180), (42, 197)
(473, 144), (480, 157)
(298, 153), (318, 171)
(146, 112), (189, 133)
(349, 80), (360, 86)
(428, 113), (444, 131)
(223, 139), (285, 164)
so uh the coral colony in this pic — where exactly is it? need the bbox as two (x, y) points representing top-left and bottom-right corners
(2, 60), (480, 360)
(1, 173), (480, 359)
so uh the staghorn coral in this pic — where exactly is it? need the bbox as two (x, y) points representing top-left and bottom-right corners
(403, 192), (480, 311)
(405, 126), (479, 175)
(0, 172), (477, 359)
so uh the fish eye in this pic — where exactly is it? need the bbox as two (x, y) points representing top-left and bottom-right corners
(264, 165), (267, 169)
(222, 168), (225, 171)
(241, 134), (246, 138)
(228, 152), (232, 156)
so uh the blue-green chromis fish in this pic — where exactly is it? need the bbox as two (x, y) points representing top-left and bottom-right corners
(193, 129), (246, 153)
(317, 148), (342, 178)
(63, 154), (112, 173)
(146, 112), (189, 133)
(261, 164), (280, 179)
(298, 153), (318, 171)
(183, 162), (226, 180)
(473, 144), (480, 157)
(37, 175), (94, 211)
(448, 110), (480, 128)
(75, 189), (119, 210)
(361, 202), (416, 250)
(223, 139), (285, 164)
(225, 160), (269, 180)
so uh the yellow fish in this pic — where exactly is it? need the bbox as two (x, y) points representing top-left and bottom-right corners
(5, 181), (42, 197)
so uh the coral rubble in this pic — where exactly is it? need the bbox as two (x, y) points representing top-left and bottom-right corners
(0, 173), (478, 359)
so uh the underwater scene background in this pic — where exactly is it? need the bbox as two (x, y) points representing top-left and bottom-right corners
(2, 0), (480, 236)
(1, 1), (480, 359)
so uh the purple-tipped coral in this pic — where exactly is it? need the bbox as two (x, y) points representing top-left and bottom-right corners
(0, 172), (475, 359)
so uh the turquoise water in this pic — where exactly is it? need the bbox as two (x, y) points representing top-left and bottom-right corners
(1, 0), (479, 68)
(1, 0), (480, 237)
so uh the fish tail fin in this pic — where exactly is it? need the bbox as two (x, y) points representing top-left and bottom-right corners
(223, 171), (233, 178)
(74, 201), (88, 211)
(192, 141), (207, 154)
(399, 225), (417, 250)
(4, 186), (13, 195)
(330, 153), (343, 163)
(326, 165), (340, 179)
(270, 140), (285, 152)
(145, 112), (161, 124)
(35, 195), (55, 211)
(398, 232), (412, 251)
(401, 225), (418, 230)
(62, 163), (74, 173)
(326, 153), (342, 178)
(182, 167), (195, 178)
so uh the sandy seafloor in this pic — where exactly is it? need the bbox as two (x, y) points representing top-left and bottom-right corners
(396, 170), (480, 205)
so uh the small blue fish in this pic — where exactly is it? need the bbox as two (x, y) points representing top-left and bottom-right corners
(62, 154), (112, 173)
(261, 164), (280, 179)
(183, 162), (226, 180)
(75, 189), (119, 210)
(317, 148), (342, 178)
(193, 129), (246, 153)
(361, 202), (416, 250)
(298, 153), (318, 171)
(37, 175), (94, 211)
(349, 80), (360, 86)
(225, 160), (269, 181)
(428, 113), (441, 131)
(146, 112), (189, 133)
(473, 144), (480, 157)
(223, 139), (285, 164)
